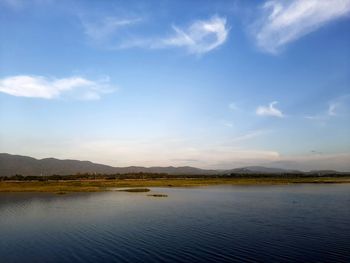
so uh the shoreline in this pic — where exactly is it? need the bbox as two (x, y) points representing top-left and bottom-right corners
(1, 177), (350, 192)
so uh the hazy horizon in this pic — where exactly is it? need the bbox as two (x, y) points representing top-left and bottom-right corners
(1, 0), (350, 171)
(2, 152), (350, 173)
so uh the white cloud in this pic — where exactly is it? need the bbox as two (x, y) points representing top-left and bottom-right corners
(328, 101), (340, 116)
(304, 115), (326, 121)
(0, 75), (115, 100)
(254, 0), (350, 53)
(117, 16), (229, 55)
(328, 94), (350, 116)
(305, 94), (350, 121)
(158, 16), (229, 54)
(256, 101), (284, 117)
(0, 0), (54, 9)
(82, 17), (142, 40)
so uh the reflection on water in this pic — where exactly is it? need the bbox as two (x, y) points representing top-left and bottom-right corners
(1, 185), (350, 262)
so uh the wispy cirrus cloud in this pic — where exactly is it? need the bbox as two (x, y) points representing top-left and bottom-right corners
(157, 16), (229, 54)
(0, 75), (115, 100)
(328, 101), (341, 116)
(101, 16), (229, 55)
(256, 101), (284, 117)
(253, 0), (350, 53)
(81, 16), (142, 41)
(0, 0), (54, 10)
(305, 94), (350, 121)
(229, 130), (270, 143)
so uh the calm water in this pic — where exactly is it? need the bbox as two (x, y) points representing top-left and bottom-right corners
(1, 185), (350, 263)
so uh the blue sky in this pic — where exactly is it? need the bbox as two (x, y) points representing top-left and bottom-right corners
(0, 0), (350, 171)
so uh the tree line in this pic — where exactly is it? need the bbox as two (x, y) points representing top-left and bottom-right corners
(0, 172), (348, 181)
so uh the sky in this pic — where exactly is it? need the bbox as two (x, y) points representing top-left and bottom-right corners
(0, 0), (350, 171)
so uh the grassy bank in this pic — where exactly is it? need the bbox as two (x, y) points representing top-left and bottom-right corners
(1, 177), (350, 192)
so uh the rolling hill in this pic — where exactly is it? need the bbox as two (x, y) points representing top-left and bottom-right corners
(0, 153), (344, 177)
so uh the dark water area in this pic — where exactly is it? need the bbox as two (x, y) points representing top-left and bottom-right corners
(1, 185), (350, 263)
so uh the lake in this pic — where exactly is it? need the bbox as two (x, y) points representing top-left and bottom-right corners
(1, 185), (350, 262)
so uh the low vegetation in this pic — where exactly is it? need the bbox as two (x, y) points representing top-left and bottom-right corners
(0, 176), (350, 192)
(1, 171), (349, 182)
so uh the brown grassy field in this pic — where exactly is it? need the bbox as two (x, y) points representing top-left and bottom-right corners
(0, 177), (350, 193)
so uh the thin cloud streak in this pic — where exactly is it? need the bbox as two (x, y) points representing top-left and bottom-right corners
(328, 101), (340, 116)
(0, 0), (54, 10)
(117, 16), (229, 55)
(229, 130), (270, 143)
(0, 75), (115, 100)
(256, 101), (284, 117)
(220, 120), (234, 128)
(305, 94), (350, 121)
(81, 16), (142, 40)
(158, 16), (229, 54)
(253, 0), (350, 53)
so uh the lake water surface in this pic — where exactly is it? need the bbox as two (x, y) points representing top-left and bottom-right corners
(1, 185), (350, 262)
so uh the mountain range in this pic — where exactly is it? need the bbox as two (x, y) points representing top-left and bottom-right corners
(0, 153), (343, 177)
